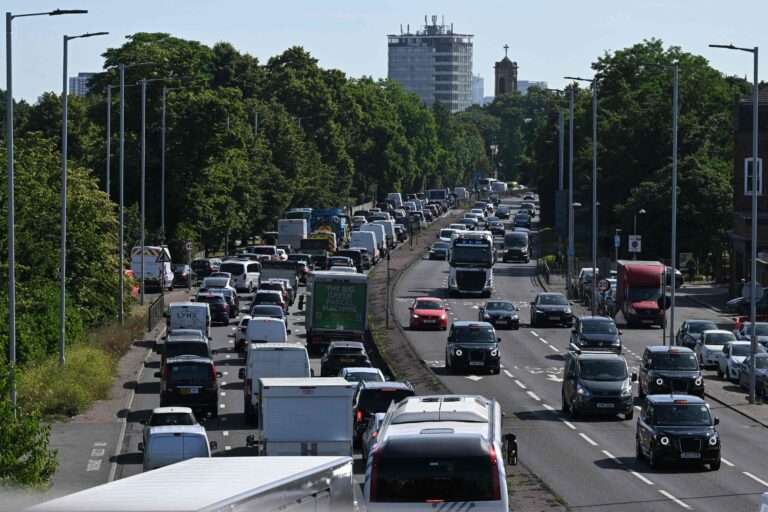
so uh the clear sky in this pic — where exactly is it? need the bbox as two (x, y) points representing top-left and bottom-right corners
(3, 0), (766, 103)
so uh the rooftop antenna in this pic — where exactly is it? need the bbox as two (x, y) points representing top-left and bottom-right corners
(407, 24), (410, 34)
(451, 22), (454, 34)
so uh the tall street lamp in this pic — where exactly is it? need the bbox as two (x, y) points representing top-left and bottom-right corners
(565, 85), (576, 296)
(633, 208), (646, 260)
(60, 30), (108, 366)
(710, 43), (759, 404)
(6, 7), (87, 410)
(547, 88), (567, 256)
(566, 76), (598, 314)
(105, 83), (139, 198)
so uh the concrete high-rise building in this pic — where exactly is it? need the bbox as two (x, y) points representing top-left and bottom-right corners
(68, 72), (95, 97)
(388, 15), (473, 113)
(472, 74), (484, 105)
(518, 80), (548, 94)
(494, 44), (518, 96)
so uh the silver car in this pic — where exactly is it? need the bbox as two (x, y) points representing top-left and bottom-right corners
(361, 412), (386, 462)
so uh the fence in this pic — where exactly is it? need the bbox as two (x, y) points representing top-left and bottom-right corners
(147, 294), (165, 332)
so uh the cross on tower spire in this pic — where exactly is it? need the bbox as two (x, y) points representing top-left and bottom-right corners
(503, 44), (509, 58)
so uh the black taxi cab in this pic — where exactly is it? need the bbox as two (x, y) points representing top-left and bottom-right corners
(635, 394), (720, 470)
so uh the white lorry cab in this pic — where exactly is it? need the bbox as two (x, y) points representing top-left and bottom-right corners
(238, 343), (311, 424)
(166, 302), (211, 339)
(386, 192), (403, 208)
(350, 231), (379, 264)
(217, 260), (260, 293)
(364, 394), (517, 511)
(131, 246), (174, 292)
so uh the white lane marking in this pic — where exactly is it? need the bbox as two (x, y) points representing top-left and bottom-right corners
(538, 337), (548, 343)
(548, 344), (560, 352)
(514, 380), (527, 389)
(225, 354), (231, 359)
(223, 431), (229, 437)
(223, 371), (228, 376)
(542, 404), (555, 412)
(228, 340), (234, 343)
(526, 391), (541, 401)
(634, 405), (641, 410)
(579, 433), (598, 446)
(503, 370), (515, 378)
(629, 470), (654, 485)
(658, 490), (691, 509)
(220, 417), (227, 422)
(221, 382), (227, 386)
(466, 375), (483, 381)
(562, 420), (576, 430)
(721, 458), (735, 467)
(220, 392), (226, 396)
(530, 331), (539, 337)
(225, 446), (232, 451)
(602, 449), (624, 466)
(219, 404), (226, 408)
(744, 472), (768, 487)
(547, 374), (564, 383)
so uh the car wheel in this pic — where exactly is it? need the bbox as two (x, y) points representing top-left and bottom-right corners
(209, 407), (218, 419)
(638, 384), (646, 399)
(716, 366), (724, 379)
(561, 392), (570, 413)
(710, 458), (721, 471)
(649, 446), (660, 469)
(531, 316), (537, 327)
(570, 401), (579, 419)
(636, 438), (643, 460)
(514, 322), (520, 330)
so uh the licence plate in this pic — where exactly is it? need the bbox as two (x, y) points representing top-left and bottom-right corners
(549, 316), (560, 321)
(596, 403), (614, 408)
(341, 358), (355, 363)
(469, 361), (484, 366)
(496, 321), (507, 325)
(641, 319), (654, 324)
(680, 452), (701, 459)
(180, 387), (199, 395)
(423, 320), (436, 324)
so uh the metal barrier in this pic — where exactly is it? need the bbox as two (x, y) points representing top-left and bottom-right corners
(148, 294), (165, 332)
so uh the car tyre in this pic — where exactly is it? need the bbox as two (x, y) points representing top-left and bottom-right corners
(570, 401), (579, 419)
(635, 438), (643, 460)
(638, 385), (646, 399)
(561, 393), (570, 413)
(649, 446), (660, 469)
(444, 357), (452, 374)
(209, 407), (218, 419)
(716, 366), (724, 379)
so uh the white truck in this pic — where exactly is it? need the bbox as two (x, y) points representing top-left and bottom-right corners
(130, 246), (174, 292)
(373, 219), (396, 249)
(259, 260), (300, 293)
(218, 260), (260, 293)
(249, 377), (355, 456)
(31, 457), (359, 512)
(448, 230), (495, 297)
(166, 302), (211, 338)
(277, 218), (307, 250)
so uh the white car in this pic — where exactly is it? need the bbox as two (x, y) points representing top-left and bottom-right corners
(449, 223), (467, 231)
(338, 367), (385, 383)
(234, 315), (252, 352)
(275, 248), (288, 261)
(716, 341), (766, 381)
(139, 407), (197, 447)
(735, 321), (768, 345)
(329, 266), (356, 273)
(695, 329), (736, 369)
(470, 208), (486, 218)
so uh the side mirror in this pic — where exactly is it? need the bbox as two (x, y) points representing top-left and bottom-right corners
(530, 301), (535, 306)
(631, 372), (638, 382)
(208, 336), (213, 341)
(211, 349), (218, 355)
(618, 330), (623, 335)
(310, 368), (315, 377)
(714, 417), (720, 425)
(209, 441), (218, 451)
(408, 306), (413, 311)
(154, 372), (161, 378)
(287, 329), (292, 335)
(138, 442), (144, 452)
(445, 307), (451, 311)
(503, 433), (518, 466)
(246, 435), (256, 447)
(162, 311), (168, 318)
(570, 328), (576, 333)
(497, 337), (502, 343)
(238, 368), (245, 379)
(447, 337), (452, 343)
(216, 372), (223, 379)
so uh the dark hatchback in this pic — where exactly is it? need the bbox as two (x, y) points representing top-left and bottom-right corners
(157, 356), (222, 418)
(445, 321), (501, 374)
(676, 319), (718, 350)
(428, 242), (450, 260)
(638, 346), (704, 398)
(249, 304), (286, 320)
(352, 380), (415, 445)
(636, 395), (720, 470)
(320, 342), (371, 377)
(530, 292), (573, 327)
(172, 264), (196, 287)
(193, 293), (229, 325)
(190, 258), (221, 280)
(569, 316), (622, 353)
(479, 300), (520, 330)
(562, 351), (635, 420)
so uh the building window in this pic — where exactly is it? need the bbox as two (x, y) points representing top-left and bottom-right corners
(744, 157), (763, 196)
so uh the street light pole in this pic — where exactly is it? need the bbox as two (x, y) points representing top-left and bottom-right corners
(106, 85), (111, 195)
(119, 64), (125, 323)
(670, 62), (679, 344)
(140, 78), (146, 306)
(710, 43), (759, 404)
(567, 86), (575, 296)
(633, 209), (646, 260)
(161, 85), (166, 235)
(7, 7), (87, 409)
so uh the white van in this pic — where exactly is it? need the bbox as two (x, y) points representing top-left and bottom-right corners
(218, 260), (260, 293)
(166, 302), (211, 339)
(246, 317), (290, 345)
(454, 186), (468, 200)
(373, 220), (397, 249)
(238, 343), (311, 424)
(139, 425), (216, 472)
(386, 192), (402, 208)
(131, 246), (174, 292)
(350, 231), (379, 264)
(360, 224), (386, 255)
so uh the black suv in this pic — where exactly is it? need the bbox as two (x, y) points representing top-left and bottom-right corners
(479, 300), (520, 330)
(445, 321), (501, 374)
(675, 320), (718, 350)
(161, 331), (216, 370)
(569, 316), (622, 353)
(636, 394), (721, 470)
(157, 356), (222, 418)
(561, 351), (636, 420)
(194, 293), (230, 325)
(530, 292), (573, 327)
(502, 231), (529, 263)
(190, 258), (221, 280)
(638, 346), (704, 398)
(352, 381), (415, 446)
(335, 249), (364, 273)
(320, 342), (371, 377)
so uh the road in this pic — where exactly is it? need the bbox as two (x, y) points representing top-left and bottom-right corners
(391, 196), (768, 511)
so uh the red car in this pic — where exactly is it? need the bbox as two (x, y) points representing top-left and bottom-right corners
(408, 297), (449, 330)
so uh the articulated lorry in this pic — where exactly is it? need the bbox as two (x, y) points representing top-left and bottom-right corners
(305, 271), (368, 352)
(448, 231), (495, 297)
(616, 260), (667, 328)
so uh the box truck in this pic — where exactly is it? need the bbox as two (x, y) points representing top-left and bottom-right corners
(131, 246), (173, 292)
(277, 218), (307, 250)
(305, 271), (369, 352)
(616, 260), (667, 328)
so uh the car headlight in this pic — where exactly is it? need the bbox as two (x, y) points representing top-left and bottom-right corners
(576, 385), (591, 398)
(659, 436), (670, 446)
(439, 314), (446, 320)
(621, 383), (632, 397)
(655, 377), (664, 386)
(454, 348), (463, 356)
(694, 378), (703, 386)
(564, 308), (572, 314)
(412, 314), (420, 319)
(490, 348), (499, 357)
(708, 434), (718, 446)
(483, 314), (491, 320)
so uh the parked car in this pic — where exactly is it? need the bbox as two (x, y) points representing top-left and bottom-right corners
(408, 297), (449, 330)
(735, 321), (768, 347)
(738, 354), (768, 394)
(716, 341), (766, 381)
(726, 294), (768, 315)
(320, 341), (371, 377)
(695, 330), (737, 369)
(171, 264), (195, 287)
(676, 320), (718, 350)
(479, 300), (520, 330)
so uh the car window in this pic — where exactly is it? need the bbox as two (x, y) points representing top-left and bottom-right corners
(703, 333), (735, 345)
(539, 295), (568, 306)
(414, 300), (444, 310)
(250, 305), (284, 317)
(219, 262), (245, 276)
(167, 363), (212, 384)
(579, 360), (627, 381)
(654, 404), (711, 426)
(165, 342), (209, 359)
(581, 321), (617, 335)
(330, 348), (366, 356)
(149, 413), (196, 426)
(688, 322), (717, 334)
(344, 372), (383, 383)
(358, 389), (415, 413)
(487, 302), (515, 311)
(650, 353), (698, 370)
(453, 325), (496, 343)
(731, 344), (765, 357)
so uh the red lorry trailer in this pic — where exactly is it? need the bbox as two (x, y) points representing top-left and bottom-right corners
(616, 260), (666, 328)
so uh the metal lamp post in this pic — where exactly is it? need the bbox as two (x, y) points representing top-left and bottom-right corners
(7, 7), (87, 410)
(633, 209), (646, 260)
(566, 86), (576, 296)
(710, 43), (759, 404)
(60, 30), (108, 366)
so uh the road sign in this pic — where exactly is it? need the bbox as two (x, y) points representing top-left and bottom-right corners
(614, 235), (621, 247)
(185, 240), (194, 252)
(628, 235), (641, 253)
(597, 278), (611, 292)
(567, 247), (575, 257)
(742, 281), (765, 302)
(156, 250), (171, 263)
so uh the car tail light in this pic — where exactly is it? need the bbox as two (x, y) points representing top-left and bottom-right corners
(160, 365), (168, 392)
(211, 364), (218, 385)
(356, 410), (362, 423)
(489, 444), (501, 500)
(245, 378), (252, 397)
(370, 446), (380, 501)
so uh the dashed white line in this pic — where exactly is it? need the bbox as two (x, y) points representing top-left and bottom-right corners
(579, 433), (598, 446)
(224, 446), (232, 451)
(526, 391), (541, 401)
(220, 392), (226, 396)
(225, 354), (231, 359)
(503, 370), (515, 378)
(514, 380), (527, 389)
(538, 337), (548, 344)
(219, 404), (226, 408)
(222, 431), (229, 437)
(562, 420), (576, 430)
(228, 339), (234, 343)
(221, 382), (227, 386)
(634, 405), (641, 410)
(601, 449), (624, 466)
(629, 470), (654, 485)
(548, 345), (560, 352)
(743, 472), (768, 487)
(658, 490), (691, 509)
(223, 371), (228, 376)
(721, 458), (735, 467)
(530, 330), (539, 337)
(542, 404), (555, 412)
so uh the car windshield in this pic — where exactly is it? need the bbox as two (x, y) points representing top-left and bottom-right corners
(581, 321), (618, 335)
(654, 404), (712, 426)
(415, 300), (443, 310)
(358, 389), (415, 413)
(487, 302), (515, 311)
(505, 237), (526, 248)
(255, 293), (281, 302)
(650, 352), (698, 370)
(628, 286), (662, 302)
(219, 263), (244, 275)
(539, 295), (568, 306)
(703, 333), (735, 345)
(742, 323), (768, 336)
(250, 247), (276, 255)
(167, 363), (212, 384)
(451, 246), (492, 263)
(196, 295), (224, 305)
(440, 230), (455, 238)
(754, 357), (768, 369)
(165, 342), (208, 359)
(344, 372), (383, 383)
(149, 413), (196, 426)
(251, 305), (283, 317)
(432, 243), (450, 250)
(453, 326), (496, 343)
(688, 322), (717, 334)
(579, 360), (628, 381)
(732, 344), (764, 357)
(330, 348), (366, 357)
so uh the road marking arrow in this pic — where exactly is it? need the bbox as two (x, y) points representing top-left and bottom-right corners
(547, 374), (564, 383)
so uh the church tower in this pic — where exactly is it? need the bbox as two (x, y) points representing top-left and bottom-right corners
(494, 44), (518, 96)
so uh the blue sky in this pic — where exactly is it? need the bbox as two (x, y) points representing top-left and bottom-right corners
(3, 0), (765, 102)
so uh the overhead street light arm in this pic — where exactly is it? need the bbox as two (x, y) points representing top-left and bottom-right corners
(66, 31), (108, 41)
(709, 43), (755, 53)
(12, 9), (87, 20)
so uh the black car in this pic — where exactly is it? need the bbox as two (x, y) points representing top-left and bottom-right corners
(636, 394), (720, 470)
(287, 253), (315, 270)
(675, 320), (718, 350)
(513, 212), (531, 229)
(530, 292), (573, 327)
(215, 289), (240, 318)
(352, 380), (416, 446)
(335, 249), (364, 273)
(157, 356), (222, 418)
(161, 333), (216, 370)
(488, 221), (505, 236)
(569, 316), (622, 353)
(445, 321), (501, 374)
(249, 304), (286, 321)
(190, 258), (221, 280)
(479, 300), (520, 330)
(503, 231), (530, 263)
(638, 346), (704, 398)
(194, 293), (230, 325)
(171, 264), (196, 287)
(496, 205), (511, 219)
(428, 242), (450, 260)
(520, 202), (536, 218)
(561, 351), (636, 420)
(726, 294), (768, 315)
(320, 342), (371, 377)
